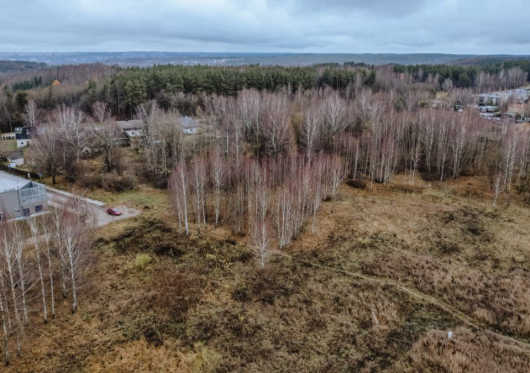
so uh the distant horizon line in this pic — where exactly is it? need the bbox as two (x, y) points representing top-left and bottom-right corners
(1, 51), (530, 56)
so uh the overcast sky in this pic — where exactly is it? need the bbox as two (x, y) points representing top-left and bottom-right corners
(0, 0), (528, 54)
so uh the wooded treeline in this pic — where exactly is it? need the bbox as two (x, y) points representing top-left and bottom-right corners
(21, 72), (530, 209)
(157, 87), (530, 268)
(394, 60), (530, 90)
(2, 59), (529, 132)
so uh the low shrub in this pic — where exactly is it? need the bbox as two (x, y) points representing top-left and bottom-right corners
(146, 269), (205, 320)
(135, 253), (152, 269)
(79, 174), (104, 189)
(390, 184), (423, 194)
(79, 173), (138, 192)
(86, 338), (185, 372)
(101, 173), (138, 192)
(346, 179), (367, 189)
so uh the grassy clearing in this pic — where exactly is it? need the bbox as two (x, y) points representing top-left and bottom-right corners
(291, 174), (530, 338)
(0, 139), (17, 153)
(6, 173), (530, 372)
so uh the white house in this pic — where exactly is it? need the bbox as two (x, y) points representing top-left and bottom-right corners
(7, 152), (24, 167)
(16, 139), (29, 148)
(180, 116), (200, 134)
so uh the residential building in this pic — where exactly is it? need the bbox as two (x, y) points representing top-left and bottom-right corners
(0, 172), (47, 220)
(117, 120), (144, 147)
(479, 94), (501, 107)
(117, 120), (143, 131)
(15, 127), (35, 148)
(7, 152), (24, 167)
(181, 116), (200, 134)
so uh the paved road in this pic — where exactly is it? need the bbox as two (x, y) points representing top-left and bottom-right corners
(47, 189), (140, 227)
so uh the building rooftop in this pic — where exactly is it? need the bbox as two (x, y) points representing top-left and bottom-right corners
(480, 94), (501, 98)
(0, 172), (31, 193)
(7, 152), (24, 161)
(181, 116), (200, 129)
(117, 120), (143, 130)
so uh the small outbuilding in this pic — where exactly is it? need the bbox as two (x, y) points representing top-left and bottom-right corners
(7, 152), (24, 167)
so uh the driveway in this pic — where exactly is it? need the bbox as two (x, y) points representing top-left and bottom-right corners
(47, 189), (140, 228)
(0, 170), (140, 227)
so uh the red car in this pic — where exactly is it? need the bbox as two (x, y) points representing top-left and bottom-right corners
(106, 208), (122, 216)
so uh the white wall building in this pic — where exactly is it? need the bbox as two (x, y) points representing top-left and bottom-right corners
(180, 116), (200, 134)
(7, 152), (24, 167)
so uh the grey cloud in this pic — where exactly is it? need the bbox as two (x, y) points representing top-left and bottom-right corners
(0, 0), (529, 54)
(279, 0), (428, 16)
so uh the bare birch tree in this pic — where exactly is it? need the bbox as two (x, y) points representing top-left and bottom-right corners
(248, 164), (273, 267)
(262, 93), (291, 157)
(190, 157), (207, 234)
(40, 217), (56, 319)
(209, 148), (226, 226)
(56, 198), (93, 314)
(0, 277), (9, 365)
(300, 102), (323, 162)
(169, 162), (190, 236)
(21, 99), (40, 128)
(27, 217), (48, 323)
(0, 221), (25, 356)
(92, 101), (111, 124)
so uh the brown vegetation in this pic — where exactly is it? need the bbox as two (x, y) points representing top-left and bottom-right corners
(0, 173), (528, 371)
(2, 59), (530, 372)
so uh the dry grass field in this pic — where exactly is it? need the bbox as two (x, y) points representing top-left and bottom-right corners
(7, 174), (530, 372)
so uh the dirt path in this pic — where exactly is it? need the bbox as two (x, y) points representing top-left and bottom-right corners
(276, 251), (530, 351)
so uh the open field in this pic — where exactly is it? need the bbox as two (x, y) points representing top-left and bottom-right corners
(5, 173), (530, 372)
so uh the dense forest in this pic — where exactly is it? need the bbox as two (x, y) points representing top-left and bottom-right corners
(394, 59), (530, 89)
(1, 59), (529, 131)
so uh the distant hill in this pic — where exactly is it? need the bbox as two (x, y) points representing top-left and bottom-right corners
(0, 60), (46, 73)
(449, 55), (530, 66)
(0, 52), (479, 67)
(2, 53), (530, 68)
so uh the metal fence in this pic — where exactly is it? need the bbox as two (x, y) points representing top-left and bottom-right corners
(20, 183), (47, 205)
